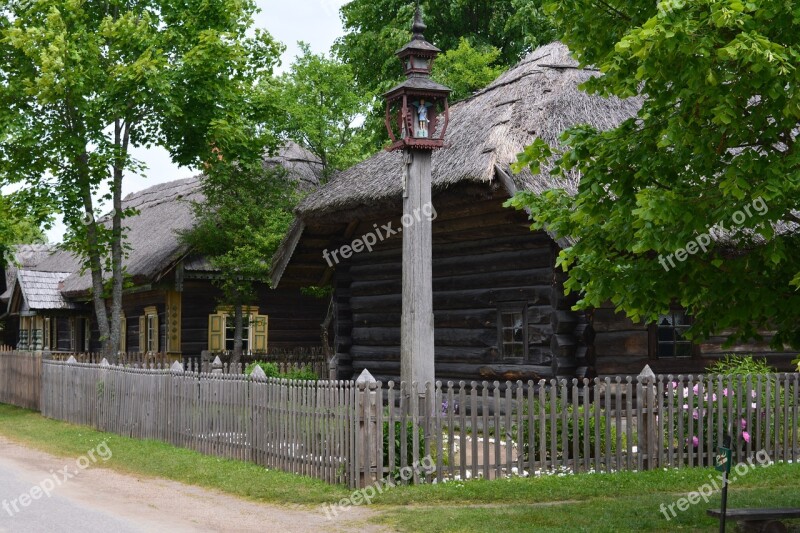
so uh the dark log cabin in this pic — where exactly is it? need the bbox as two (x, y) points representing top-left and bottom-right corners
(271, 43), (796, 382)
(1, 144), (329, 358)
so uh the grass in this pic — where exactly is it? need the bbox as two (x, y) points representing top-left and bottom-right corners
(1, 403), (799, 531)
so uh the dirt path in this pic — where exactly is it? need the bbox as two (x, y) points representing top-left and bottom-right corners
(0, 436), (389, 533)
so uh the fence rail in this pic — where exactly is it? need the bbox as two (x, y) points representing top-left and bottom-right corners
(1, 348), (798, 489)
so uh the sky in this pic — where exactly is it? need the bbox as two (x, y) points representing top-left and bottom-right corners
(42, 0), (350, 243)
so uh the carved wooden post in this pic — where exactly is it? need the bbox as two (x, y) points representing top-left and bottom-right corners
(211, 356), (223, 375)
(356, 369), (381, 486)
(638, 364), (658, 470)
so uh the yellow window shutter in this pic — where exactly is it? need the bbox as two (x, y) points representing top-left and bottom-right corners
(138, 316), (146, 354)
(208, 313), (224, 352)
(120, 316), (127, 353)
(252, 315), (268, 353)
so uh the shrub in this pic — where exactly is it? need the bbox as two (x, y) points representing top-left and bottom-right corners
(666, 355), (781, 459)
(244, 361), (317, 381)
(706, 354), (775, 375)
(516, 400), (621, 463)
(383, 420), (425, 481)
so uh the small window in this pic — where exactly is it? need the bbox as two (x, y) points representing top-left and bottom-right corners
(225, 315), (251, 353)
(498, 303), (527, 360)
(654, 310), (693, 358)
(140, 306), (159, 354)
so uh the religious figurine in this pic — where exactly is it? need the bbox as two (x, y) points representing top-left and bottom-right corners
(412, 99), (433, 137)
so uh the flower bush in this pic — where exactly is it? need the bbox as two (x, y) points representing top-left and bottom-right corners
(666, 355), (777, 461)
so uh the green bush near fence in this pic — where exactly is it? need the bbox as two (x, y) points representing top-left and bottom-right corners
(383, 420), (426, 481)
(244, 361), (318, 381)
(515, 401), (622, 463)
(665, 354), (790, 459)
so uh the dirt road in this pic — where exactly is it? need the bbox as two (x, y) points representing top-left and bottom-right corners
(0, 437), (388, 533)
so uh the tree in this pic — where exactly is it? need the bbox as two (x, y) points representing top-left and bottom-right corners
(334, 0), (556, 148)
(277, 43), (369, 180)
(0, 191), (49, 260)
(508, 1), (800, 349)
(0, 0), (281, 357)
(432, 38), (505, 102)
(180, 157), (298, 364)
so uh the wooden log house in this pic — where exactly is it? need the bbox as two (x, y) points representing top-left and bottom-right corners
(1, 144), (329, 359)
(271, 43), (796, 383)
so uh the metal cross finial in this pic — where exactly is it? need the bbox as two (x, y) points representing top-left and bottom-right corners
(412, 1), (426, 40)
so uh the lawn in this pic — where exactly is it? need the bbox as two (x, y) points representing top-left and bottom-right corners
(1, 403), (799, 532)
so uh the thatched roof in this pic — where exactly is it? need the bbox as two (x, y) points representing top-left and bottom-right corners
(296, 42), (641, 222)
(271, 42), (642, 287)
(58, 142), (322, 297)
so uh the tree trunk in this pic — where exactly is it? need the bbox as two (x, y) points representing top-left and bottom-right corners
(107, 119), (129, 362)
(232, 302), (244, 366)
(78, 151), (111, 356)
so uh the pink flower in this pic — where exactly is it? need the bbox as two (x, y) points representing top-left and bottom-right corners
(722, 388), (731, 397)
(682, 403), (690, 411)
(693, 409), (700, 420)
(693, 384), (700, 395)
(751, 390), (757, 399)
(671, 381), (680, 390)
(742, 431), (751, 443)
(692, 436), (699, 447)
(741, 418), (747, 429)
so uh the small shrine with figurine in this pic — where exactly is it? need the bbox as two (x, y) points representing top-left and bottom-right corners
(383, 7), (451, 151)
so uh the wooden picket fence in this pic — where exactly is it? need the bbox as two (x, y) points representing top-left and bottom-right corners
(3, 344), (798, 488)
(0, 350), (41, 410)
(370, 375), (800, 486)
(29, 357), (800, 488)
(40, 360), (358, 486)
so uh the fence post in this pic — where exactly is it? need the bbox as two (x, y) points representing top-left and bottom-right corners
(356, 369), (380, 487)
(639, 365), (658, 470)
(211, 356), (223, 375)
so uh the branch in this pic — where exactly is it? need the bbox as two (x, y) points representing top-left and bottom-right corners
(593, 0), (632, 21)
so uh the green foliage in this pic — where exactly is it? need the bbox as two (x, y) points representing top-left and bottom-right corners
(516, 400), (621, 462)
(180, 159), (297, 347)
(277, 43), (370, 180)
(0, 0), (281, 355)
(793, 355), (800, 372)
(334, 0), (556, 149)
(0, 192), (49, 260)
(510, 0), (800, 349)
(382, 420), (426, 481)
(706, 355), (775, 376)
(244, 361), (318, 381)
(432, 38), (505, 102)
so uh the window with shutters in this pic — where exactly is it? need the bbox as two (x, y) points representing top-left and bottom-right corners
(208, 307), (268, 354)
(140, 306), (158, 353)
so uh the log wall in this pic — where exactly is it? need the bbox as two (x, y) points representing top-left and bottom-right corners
(333, 191), (574, 383)
(591, 303), (797, 375)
